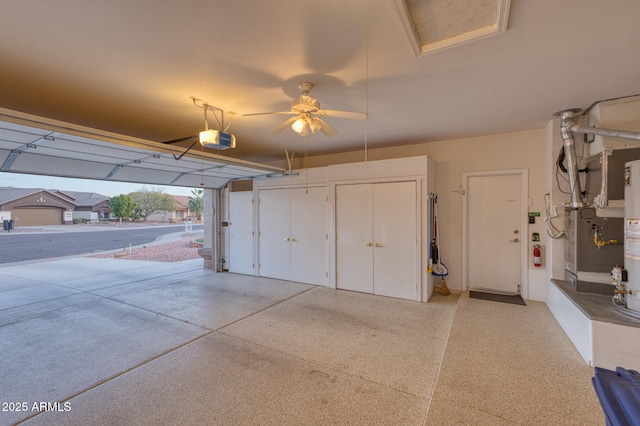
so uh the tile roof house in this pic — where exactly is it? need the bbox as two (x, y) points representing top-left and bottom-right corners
(0, 188), (111, 226)
(146, 195), (195, 222)
(64, 191), (112, 222)
(0, 187), (78, 226)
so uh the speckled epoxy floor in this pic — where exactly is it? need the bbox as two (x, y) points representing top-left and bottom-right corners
(0, 257), (603, 425)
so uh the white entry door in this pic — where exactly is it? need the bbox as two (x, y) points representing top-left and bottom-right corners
(465, 172), (526, 294)
(228, 191), (254, 275)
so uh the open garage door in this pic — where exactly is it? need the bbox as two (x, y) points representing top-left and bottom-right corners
(12, 207), (62, 226)
(0, 109), (285, 190)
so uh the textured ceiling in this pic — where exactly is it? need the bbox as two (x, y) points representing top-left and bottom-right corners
(398, 0), (508, 54)
(0, 0), (639, 172)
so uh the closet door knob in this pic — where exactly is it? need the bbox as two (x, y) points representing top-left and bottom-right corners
(374, 243), (382, 247)
(364, 242), (373, 246)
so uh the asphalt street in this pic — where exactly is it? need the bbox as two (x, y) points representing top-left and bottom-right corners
(0, 224), (203, 264)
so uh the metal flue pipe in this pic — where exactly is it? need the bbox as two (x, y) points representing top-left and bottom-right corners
(569, 124), (640, 142)
(555, 109), (584, 208)
(555, 107), (640, 208)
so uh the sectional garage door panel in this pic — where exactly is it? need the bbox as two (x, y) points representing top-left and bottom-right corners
(12, 207), (62, 226)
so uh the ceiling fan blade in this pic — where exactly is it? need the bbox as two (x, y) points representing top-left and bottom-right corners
(318, 109), (367, 121)
(243, 111), (296, 117)
(273, 116), (300, 134)
(315, 117), (338, 137)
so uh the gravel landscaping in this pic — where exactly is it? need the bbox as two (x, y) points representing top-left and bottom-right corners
(90, 234), (204, 262)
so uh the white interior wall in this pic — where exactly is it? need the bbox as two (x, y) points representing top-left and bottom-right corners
(417, 130), (548, 299)
(289, 128), (548, 299)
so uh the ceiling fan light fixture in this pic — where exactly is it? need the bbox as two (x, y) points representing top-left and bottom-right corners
(244, 81), (365, 137)
(308, 117), (322, 134)
(291, 117), (308, 136)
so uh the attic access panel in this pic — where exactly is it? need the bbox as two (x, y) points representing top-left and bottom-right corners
(392, 0), (511, 57)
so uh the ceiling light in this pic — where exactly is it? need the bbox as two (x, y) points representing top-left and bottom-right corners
(291, 117), (309, 136)
(308, 117), (322, 134)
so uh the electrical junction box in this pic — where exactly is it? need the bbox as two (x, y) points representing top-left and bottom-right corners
(199, 130), (236, 149)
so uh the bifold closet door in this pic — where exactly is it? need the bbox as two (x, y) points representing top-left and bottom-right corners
(336, 184), (374, 293)
(258, 189), (290, 280)
(372, 181), (417, 300)
(228, 191), (254, 275)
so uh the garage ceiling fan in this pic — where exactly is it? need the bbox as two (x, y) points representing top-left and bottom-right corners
(244, 82), (367, 137)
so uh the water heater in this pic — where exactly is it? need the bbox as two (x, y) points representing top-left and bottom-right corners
(623, 160), (640, 315)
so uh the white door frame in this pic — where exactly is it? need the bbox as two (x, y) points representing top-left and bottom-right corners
(462, 169), (529, 298)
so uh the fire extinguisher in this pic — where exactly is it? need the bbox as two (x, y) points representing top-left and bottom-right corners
(533, 244), (542, 267)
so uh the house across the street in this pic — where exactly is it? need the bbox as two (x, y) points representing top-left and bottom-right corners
(0, 187), (194, 226)
(65, 191), (112, 223)
(146, 195), (197, 222)
(0, 188), (113, 226)
(0, 187), (78, 226)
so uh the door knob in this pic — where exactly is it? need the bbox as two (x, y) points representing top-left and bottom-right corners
(364, 242), (373, 246)
(510, 238), (520, 243)
(374, 243), (382, 247)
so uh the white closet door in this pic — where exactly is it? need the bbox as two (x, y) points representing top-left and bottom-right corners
(258, 189), (291, 280)
(228, 191), (254, 275)
(336, 184), (374, 293)
(373, 181), (417, 300)
(290, 187), (328, 285)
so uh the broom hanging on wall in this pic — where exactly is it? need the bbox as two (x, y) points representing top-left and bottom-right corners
(429, 193), (450, 295)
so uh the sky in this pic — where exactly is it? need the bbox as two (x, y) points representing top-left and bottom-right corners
(0, 172), (198, 197)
